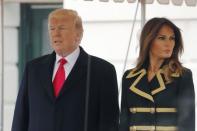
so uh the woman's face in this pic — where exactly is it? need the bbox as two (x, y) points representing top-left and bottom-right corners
(149, 25), (175, 61)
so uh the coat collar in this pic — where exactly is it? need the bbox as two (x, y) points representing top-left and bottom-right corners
(126, 67), (180, 102)
(37, 46), (89, 102)
(57, 47), (89, 99)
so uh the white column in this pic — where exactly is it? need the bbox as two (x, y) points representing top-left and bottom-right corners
(140, 0), (146, 27)
(0, 0), (4, 131)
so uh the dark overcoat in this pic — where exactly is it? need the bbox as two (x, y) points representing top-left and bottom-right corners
(120, 65), (195, 131)
(12, 47), (119, 131)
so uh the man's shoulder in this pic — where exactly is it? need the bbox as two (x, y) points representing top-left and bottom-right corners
(90, 55), (114, 68)
(88, 55), (117, 76)
(26, 53), (54, 66)
(80, 46), (113, 67)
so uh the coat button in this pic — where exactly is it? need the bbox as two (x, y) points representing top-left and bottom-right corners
(150, 108), (155, 114)
(132, 108), (137, 113)
(150, 126), (155, 131)
(132, 126), (136, 131)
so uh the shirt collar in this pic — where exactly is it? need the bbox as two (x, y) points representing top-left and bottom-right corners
(55, 47), (80, 65)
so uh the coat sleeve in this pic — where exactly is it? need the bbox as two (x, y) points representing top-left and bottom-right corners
(11, 64), (29, 131)
(99, 65), (119, 131)
(119, 71), (129, 131)
(177, 69), (195, 131)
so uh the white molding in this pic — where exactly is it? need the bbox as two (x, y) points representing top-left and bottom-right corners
(4, 0), (63, 3)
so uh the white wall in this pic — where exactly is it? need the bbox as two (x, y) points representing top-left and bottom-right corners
(2, 1), (197, 131)
(80, 20), (197, 84)
(81, 21), (141, 84)
(65, 0), (197, 86)
(4, 3), (20, 131)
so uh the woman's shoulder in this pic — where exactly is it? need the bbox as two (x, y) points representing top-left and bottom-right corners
(122, 67), (145, 79)
(181, 67), (193, 77)
(124, 68), (134, 75)
(123, 68), (136, 76)
(183, 67), (192, 72)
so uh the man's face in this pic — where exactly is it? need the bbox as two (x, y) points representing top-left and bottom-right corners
(49, 14), (80, 56)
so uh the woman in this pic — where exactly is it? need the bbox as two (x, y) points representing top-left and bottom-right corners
(120, 17), (195, 131)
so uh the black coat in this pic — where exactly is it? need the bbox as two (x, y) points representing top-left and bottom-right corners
(12, 47), (119, 131)
(120, 66), (195, 131)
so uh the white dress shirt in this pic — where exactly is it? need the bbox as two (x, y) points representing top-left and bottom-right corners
(52, 47), (80, 81)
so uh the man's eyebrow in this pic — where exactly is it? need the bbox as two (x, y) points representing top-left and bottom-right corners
(157, 34), (165, 36)
(50, 25), (69, 28)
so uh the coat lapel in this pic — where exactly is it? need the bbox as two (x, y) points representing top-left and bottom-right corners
(57, 47), (89, 99)
(37, 47), (89, 101)
(126, 66), (181, 102)
(150, 69), (166, 95)
(126, 68), (154, 102)
(38, 52), (56, 102)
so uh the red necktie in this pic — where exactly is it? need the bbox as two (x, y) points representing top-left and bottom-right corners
(53, 58), (67, 97)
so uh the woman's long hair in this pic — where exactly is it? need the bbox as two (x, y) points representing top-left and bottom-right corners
(136, 17), (184, 81)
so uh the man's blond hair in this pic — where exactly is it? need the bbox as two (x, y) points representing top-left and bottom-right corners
(48, 9), (83, 40)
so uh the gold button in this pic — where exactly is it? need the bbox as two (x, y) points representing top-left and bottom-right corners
(150, 126), (155, 131)
(150, 108), (155, 114)
(132, 126), (136, 131)
(132, 108), (137, 113)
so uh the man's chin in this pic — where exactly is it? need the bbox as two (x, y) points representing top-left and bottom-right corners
(55, 50), (69, 57)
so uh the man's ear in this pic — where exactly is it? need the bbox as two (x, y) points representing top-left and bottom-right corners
(75, 31), (83, 44)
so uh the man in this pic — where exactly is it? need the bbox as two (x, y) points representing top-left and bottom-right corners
(12, 9), (119, 131)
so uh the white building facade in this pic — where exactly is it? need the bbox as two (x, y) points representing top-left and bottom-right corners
(1, 0), (197, 130)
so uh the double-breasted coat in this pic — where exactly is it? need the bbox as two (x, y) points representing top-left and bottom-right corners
(120, 65), (195, 131)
